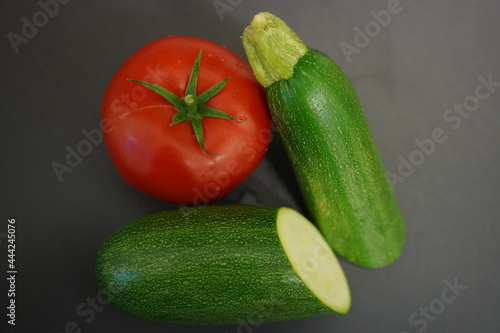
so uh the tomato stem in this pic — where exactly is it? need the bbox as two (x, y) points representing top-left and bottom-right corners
(184, 94), (196, 105)
(128, 49), (246, 155)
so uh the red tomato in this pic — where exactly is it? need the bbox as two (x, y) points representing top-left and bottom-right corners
(101, 35), (272, 205)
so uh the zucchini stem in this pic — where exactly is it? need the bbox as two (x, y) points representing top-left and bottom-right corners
(242, 12), (308, 87)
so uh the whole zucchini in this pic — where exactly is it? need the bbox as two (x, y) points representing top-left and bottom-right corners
(242, 12), (405, 268)
(95, 205), (351, 324)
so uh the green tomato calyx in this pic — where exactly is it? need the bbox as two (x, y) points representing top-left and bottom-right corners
(128, 49), (245, 155)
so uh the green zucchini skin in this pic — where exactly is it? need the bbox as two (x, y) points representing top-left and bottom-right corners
(267, 49), (405, 268)
(95, 205), (338, 325)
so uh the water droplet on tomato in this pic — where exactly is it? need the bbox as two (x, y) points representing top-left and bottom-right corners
(236, 63), (243, 69)
(208, 53), (213, 57)
(200, 175), (206, 182)
(238, 115), (247, 121)
(220, 57), (225, 62)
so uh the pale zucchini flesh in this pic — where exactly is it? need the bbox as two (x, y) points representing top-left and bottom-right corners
(277, 207), (351, 314)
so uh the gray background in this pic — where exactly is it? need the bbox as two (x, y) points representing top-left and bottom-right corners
(1, 0), (499, 332)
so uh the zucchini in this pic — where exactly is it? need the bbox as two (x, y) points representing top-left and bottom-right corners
(95, 205), (351, 324)
(242, 12), (405, 268)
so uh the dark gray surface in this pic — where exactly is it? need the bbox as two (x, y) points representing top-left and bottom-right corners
(1, 0), (499, 332)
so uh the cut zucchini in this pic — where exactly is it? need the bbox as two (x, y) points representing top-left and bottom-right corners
(95, 205), (351, 324)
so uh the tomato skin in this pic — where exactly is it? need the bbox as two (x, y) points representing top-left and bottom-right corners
(101, 35), (272, 205)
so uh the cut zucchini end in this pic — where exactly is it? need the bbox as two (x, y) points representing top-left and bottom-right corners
(277, 207), (352, 314)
